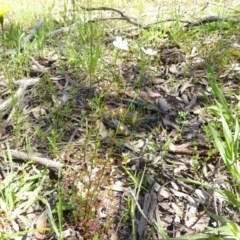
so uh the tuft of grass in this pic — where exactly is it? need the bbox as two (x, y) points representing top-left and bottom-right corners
(0, 146), (49, 239)
(124, 167), (148, 240)
(207, 67), (240, 185)
(200, 67), (240, 239)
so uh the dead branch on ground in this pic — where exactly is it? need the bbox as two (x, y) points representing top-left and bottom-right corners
(169, 143), (212, 156)
(10, 150), (64, 170)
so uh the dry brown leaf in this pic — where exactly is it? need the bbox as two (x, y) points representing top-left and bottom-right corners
(179, 82), (194, 94)
(33, 211), (47, 240)
(98, 120), (108, 139)
(157, 98), (169, 112)
(30, 106), (46, 119)
(152, 78), (166, 85)
(140, 90), (161, 98)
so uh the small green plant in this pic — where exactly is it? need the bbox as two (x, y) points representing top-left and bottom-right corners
(207, 68), (240, 183)
(176, 110), (189, 136)
(65, 18), (104, 85)
(124, 167), (148, 240)
(153, 220), (169, 240)
(204, 67), (240, 238)
(204, 211), (240, 240)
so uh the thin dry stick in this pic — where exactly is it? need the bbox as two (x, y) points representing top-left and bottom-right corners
(79, 7), (186, 30)
(144, 19), (191, 29)
(46, 6), (239, 39)
(0, 86), (25, 111)
(20, 17), (44, 49)
(169, 143), (211, 156)
(60, 128), (79, 158)
(79, 6), (239, 30)
(10, 150), (64, 170)
(79, 6), (143, 27)
(184, 16), (233, 28)
(47, 25), (74, 37)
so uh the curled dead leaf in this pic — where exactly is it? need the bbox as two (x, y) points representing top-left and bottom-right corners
(157, 98), (168, 112)
(34, 212), (47, 240)
(140, 91), (161, 98)
(98, 120), (108, 139)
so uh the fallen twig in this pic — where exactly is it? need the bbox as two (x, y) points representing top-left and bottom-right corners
(45, 6), (240, 42)
(146, 15), (239, 30)
(169, 143), (210, 156)
(0, 78), (40, 111)
(0, 86), (25, 112)
(184, 15), (238, 28)
(13, 78), (41, 87)
(79, 5), (239, 31)
(47, 25), (75, 37)
(60, 128), (79, 158)
(10, 150), (64, 170)
(20, 17), (44, 49)
(144, 19), (191, 29)
(79, 5), (143, 27)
